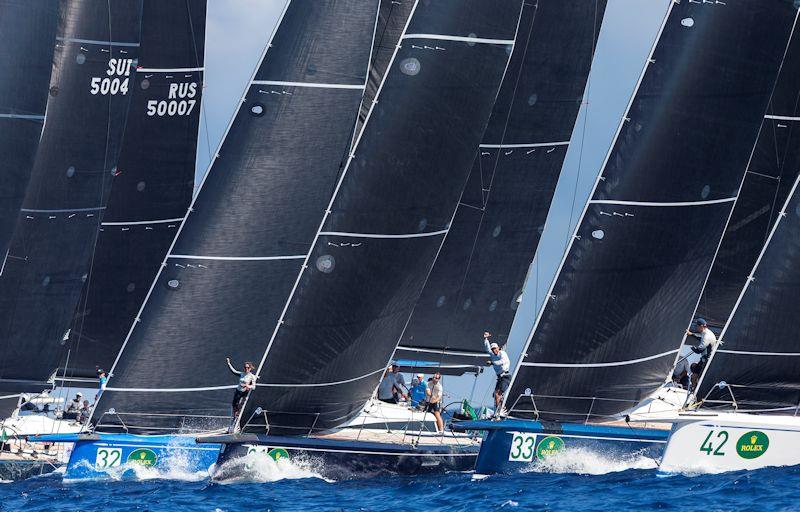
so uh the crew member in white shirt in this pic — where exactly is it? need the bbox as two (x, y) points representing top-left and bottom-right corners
(484, 331), (511, 414)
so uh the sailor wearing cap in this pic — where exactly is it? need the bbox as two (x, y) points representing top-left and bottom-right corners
(685, 318), (718, 391)
(65, 392), (83, 417)
(484, 331), (511, 416)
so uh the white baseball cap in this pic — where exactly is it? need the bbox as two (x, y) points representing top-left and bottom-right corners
(490, 342), (499, 350)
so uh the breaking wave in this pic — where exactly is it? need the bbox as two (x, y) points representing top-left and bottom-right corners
(521, 446), (658, 475)
(211, 450), (331, 484)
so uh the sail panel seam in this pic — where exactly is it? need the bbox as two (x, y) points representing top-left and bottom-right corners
(102, 217), (185, 226)
(0, 114), (45, 120)
(717, 349), (800, 356)
(136, 66), (203, 73)
(520, 349), (678, 368)
(168, 254), (305, 261)
(402, 34), (514, 45)
(479, 141), (569, 149)
(56, 36), (139, 47)
(764, 114), (799, 121)
(251, 80), (364, 89)
(589, 197), (736, 207)
(319, 229), (448, 239)
(21, 207), (106, 213)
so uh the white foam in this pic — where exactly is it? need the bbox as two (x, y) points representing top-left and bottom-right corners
(500, 500), (519, 507)
(62, 451), (211, 483)
(522, 446), (658, 475)
(212, 451), (332, 484)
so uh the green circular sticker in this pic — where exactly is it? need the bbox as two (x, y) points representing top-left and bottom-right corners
(127, 448), (158, 466)
(736, 431), (769, 459)
(536, 436), (565, 460)
(268, 448), (289, 462)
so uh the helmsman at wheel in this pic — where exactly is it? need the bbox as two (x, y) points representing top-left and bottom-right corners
(484, 331), (511, 414)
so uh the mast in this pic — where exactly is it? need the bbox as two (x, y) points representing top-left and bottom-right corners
(92, 0), (383, 434)
(0, 0), (143, 391)
(0, 0), (58, 267)
(694, 23), (800, 330)
(395, 0), (607, 368)
(62, 0), (207, 380)
(504, 0), (798, 423)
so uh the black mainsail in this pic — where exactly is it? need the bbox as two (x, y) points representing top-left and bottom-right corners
(696, 180), (800, 412)
(0, 0), (58, 267)
(0, 0), (143, 391)
(504, 1), (798, 423)
(395, 0), (607, 367)
(93, 0), (383, 433)
(694, 25), (800, 330)
(63, 0), (207, 379)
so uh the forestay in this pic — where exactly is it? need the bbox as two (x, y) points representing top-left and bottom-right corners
(94, 0), (381, 434)
(63, 0), (207, 380)
(505, 0), (798, 423)
(0, 0), (142, 392)
(0, 0), (58, 270)
(695, 24), (800, 330)
(395, 0), (607, 367)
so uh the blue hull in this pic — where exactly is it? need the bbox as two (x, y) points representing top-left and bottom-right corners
(34, 433), (221, 480)
(207, 433), (478, 480)
(455, 419), (669, 474)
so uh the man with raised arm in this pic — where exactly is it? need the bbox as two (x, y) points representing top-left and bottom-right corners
(484, 331), (511, 416)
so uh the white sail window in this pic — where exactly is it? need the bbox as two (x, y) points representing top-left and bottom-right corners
(701, 184), (711, 199)
(75, 53), (86, 65)
(527, 93), (537, 106)
(681, 17), (694, 28)
(492, 225), (502, 238)
(436, 295), (446, 308)
(592, 229), (605, 240)
(316, 254), (335, 273)
(400, 57), (420, 76)
(66, 166), (75, 178)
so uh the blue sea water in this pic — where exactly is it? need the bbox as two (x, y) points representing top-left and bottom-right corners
(2, 457), (800, 512)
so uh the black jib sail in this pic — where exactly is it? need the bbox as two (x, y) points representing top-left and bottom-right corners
(395, 0), (607, 368)
(0, 0), (143, 392)
(504, 1), (798, 423)
(63, 0), (207, 380)
(93, 0), (383, 433)
(694, 25), (800, 330)
(0, 0), (58, 267)
(696, 181), (800, 412)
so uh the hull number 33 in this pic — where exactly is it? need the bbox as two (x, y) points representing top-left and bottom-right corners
(508, 433), (536, 462)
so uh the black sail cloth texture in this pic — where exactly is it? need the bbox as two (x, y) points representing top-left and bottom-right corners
(698, 176), (800, 412)
(93, 0), (382, 434)
(97, 0), (523, 437)
(242, 0), (523, 435)
(353, 0), (414, 143)
(695, 25), (800, 331)
(0, 0), (142, 390)
(506, 0), (799, 422)
(396, 0), (607, 367)
(0, 0), (58, 267)
(64, 0), (207, 379)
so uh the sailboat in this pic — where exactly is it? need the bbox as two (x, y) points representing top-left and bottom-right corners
(48, 0), (523, 480)
(392, 0), (607, 413)
(0, 0), (58, 421)
(659, 21), (800, 474)
(0, 0), (144, 479)
(0, 0), (143, 404)
(455, 0), (799, 474)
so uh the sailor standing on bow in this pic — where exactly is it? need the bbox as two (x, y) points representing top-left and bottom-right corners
(484, 331), (511, 415)
(685, 318), (718, 392)
(226, 357), (257, 426)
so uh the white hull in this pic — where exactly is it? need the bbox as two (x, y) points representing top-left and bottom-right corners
(659, 412), (800, 473)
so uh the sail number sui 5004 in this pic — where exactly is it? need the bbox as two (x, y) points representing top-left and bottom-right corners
(90, 58), (133, 96)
